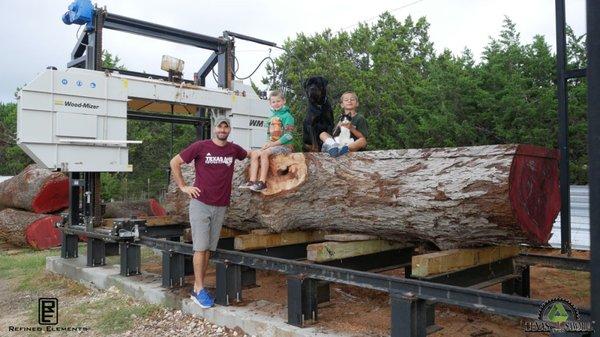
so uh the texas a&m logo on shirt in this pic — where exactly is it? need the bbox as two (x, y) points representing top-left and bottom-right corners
(205, 153), (234, 166)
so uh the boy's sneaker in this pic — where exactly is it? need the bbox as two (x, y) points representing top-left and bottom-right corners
(239, 181), (255, 189)
(338, 145), (349, 156)
(191, 288), (214, 309)
(321, 142), (339, 157)
(250, 181), (267, 192)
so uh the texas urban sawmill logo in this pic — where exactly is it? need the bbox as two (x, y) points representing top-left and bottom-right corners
(523, 297), (593, 333)
(7, 298), (90, 333)
(205, 153), (234, 166)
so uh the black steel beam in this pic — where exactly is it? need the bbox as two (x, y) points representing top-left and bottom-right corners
(555, 0), (572, 255)
(103, 13), (223, 51)
(138, 237), (591, 321)
(246, 242), (310, 260)
(196, 52), (219, 85)
(140, 225), (186, 238)
(215, 262), (242, 305)
(417, 258), (515, 288)
(391, 292), (427, 337)
(224, 31), (277, 47)
(67, 55), (87, 68)
(587, 0), (600, 335)
(566, 68), (587, 79)
(127, 111), (210, 125)
(71, 31), (89, 59)
(318, 247), (413, 272)
(516, 253), (590, 272)
(104, 68), (195, 84)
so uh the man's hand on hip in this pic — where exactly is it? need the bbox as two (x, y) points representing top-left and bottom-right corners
(180, 186), (201, 198)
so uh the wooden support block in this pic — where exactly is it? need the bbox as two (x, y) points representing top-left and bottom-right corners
(102, 215), (184, 227)
(411, 246), (521, 278)
(307, 240), (407, 262)
(221, 227), (246, 238)
(234, 231), (326, 251)
(324, 233), (378, 242)
(182, 226), (245, 242)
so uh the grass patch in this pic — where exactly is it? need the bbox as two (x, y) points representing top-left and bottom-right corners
(61, 295), (162, 334)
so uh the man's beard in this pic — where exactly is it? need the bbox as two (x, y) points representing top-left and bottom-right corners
(216, 133), (228, 141)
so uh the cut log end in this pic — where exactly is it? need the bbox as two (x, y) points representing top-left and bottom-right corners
(255, 153), (308, 196)
(509, 145), (560, 244)
(24, 215), (62, 249)
(149, 199), (167, 216)
(31, 179), (69, 213)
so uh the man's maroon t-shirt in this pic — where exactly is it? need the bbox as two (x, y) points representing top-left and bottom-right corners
(179, 140), (247, 206)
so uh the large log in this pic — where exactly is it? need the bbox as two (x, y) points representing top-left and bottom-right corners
(0, 164), (68, 213)
(0, 208), (62, 249)
(164, 144), (560, 249)
(102, 199), (166, 219)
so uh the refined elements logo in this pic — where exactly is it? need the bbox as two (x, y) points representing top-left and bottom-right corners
(38, 298), (58, 325)
(524, 298), (593, 333)
(7, 298), (89, 333)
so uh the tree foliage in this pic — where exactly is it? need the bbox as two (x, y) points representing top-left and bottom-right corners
(266, 14), (588, 183)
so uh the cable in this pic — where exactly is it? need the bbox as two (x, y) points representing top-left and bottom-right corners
(233, 56), (275, 80)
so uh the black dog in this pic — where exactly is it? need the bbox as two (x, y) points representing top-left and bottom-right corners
(302, 76), (334, 152)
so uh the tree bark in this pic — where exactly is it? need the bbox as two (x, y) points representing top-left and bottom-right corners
(0, 208), (62, 249)
(0, 164), (69, 213)
(164, 144), (560, 249)
(102, 199), (166, 219)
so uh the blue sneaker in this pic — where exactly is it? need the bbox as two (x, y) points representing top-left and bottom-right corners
(338, 145), (349, 156)
(191, 288), (214, 308)
(321, 142), (339, 157)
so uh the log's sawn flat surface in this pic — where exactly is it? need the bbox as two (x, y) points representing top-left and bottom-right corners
(0, 208), (62, 249)
(0, 164), (68, 213)
(164, 144), (560, 249)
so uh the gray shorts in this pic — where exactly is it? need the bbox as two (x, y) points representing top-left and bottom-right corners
(270, 145), (292, 155)
(189, 199), (227, 251)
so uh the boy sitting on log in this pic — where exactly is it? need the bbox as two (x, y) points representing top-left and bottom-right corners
(240, 90), (295, 192)
(320, 91), (369, 157)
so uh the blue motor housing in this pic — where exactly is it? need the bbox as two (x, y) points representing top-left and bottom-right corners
(62, 0), (95, 30)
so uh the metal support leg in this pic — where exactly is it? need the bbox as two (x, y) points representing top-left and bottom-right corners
(317, 280), (330, 304)
(391, 292), (427, 337)
(61, 232), (79, 258)
(105, 242), (119, 256)
(515, 265), (531, 298)
(502, 265), (530, 297)
(287, 276), (318, 327)
(241, 266), (256, 287)
(120, 242), (141, 276)
(162, 251), (185, 287)
(86, 238), (105, 266)
(215, 262), (242, 305)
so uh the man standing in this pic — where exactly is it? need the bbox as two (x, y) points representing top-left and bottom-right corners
(170, 116), (248, 308)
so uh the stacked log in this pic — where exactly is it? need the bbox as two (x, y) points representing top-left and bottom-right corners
(0, 165), (68, 249)
(164, 144), (560, 249)
(0, 208), (62, 249)
(0, 164), (68, 213)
